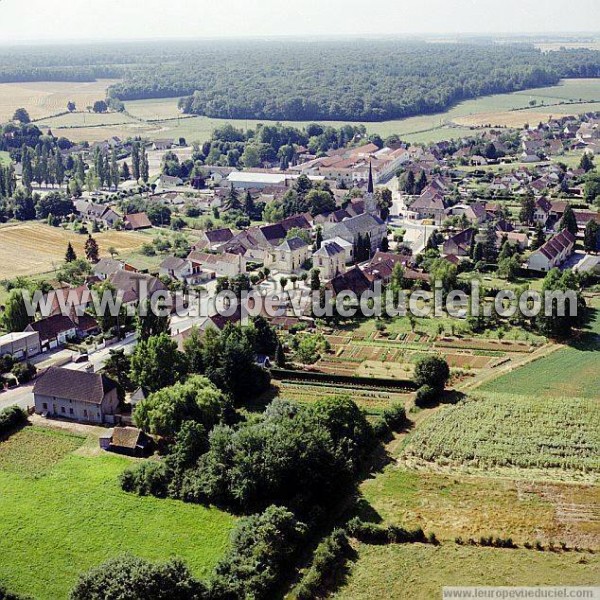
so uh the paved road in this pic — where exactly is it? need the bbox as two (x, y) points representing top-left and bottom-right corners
(0, 336), (137, 413)
(0, 384), (34, 412)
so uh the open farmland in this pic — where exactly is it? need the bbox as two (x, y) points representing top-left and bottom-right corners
(402, 392), (600, 480)
(480, 304), (600, 399)
(0, 425), (235, 600)
(0, 79), (120, 123)
(0, 222), (146, 278)
(333, 543), (600, 600)
(359, 468), (600, 548)
(14, 77), (597, 144)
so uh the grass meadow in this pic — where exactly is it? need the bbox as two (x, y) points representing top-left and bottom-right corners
(480, 304), (600, 399)
(0, 426), (235, 600)
(333, 543), (600, 600)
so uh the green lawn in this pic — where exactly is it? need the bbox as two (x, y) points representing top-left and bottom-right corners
(334, 543), (600, 600)
(0, 151), (10, 166)
(480, 305), (600, 399)
(0, 427), (236, 600)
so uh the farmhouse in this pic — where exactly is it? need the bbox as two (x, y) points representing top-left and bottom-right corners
(25, 315), (77, 351)
(187, 251), (247, 278)
(123, 212), (152, 230)
(527, 229), (576, 272)
(194, 227), (235, 251)
(33, 367), (120, 424)
(0, 331), (41, 361)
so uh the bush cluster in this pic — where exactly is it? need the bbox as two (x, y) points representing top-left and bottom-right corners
(346, 518), (431, 545)
(295, 529), (353, 600)
(0, 406), (27, 437)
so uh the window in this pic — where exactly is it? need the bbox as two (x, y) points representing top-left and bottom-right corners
(69, 408), (74, 415)
(61, 406), (65, 413)
(42, 403), (48, 410)
(83, 409), (88, 418)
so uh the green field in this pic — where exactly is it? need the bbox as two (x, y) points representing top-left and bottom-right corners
(0, 151), (10, 166)
(402, 392), (600, 478)
(481, 305), (600, 399)
(358, 467), (600, 548)
(334, 543), (600, 600)
(0, 427), (235, 600)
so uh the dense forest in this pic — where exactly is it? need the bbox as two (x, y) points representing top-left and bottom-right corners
(0, 41), (599, 121)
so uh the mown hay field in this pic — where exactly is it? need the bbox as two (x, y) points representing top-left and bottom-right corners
(0, 222), (146, 278)
(0, 426), (236, 600)
(402, 392), (600, 478)
(0, 79), (120, 123)
(333, 543), (600, 600)
(358, 467), (600, 548)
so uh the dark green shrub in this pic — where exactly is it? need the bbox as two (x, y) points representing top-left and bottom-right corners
(380, 403), (408, 431)
(11, 362), (36, 384)
(119, 461), (169, 498)
(415, 384), (438, 407)
(0, 405), (27, 437)
(295, 529), (352, 600)
(70, 554), (207, 600)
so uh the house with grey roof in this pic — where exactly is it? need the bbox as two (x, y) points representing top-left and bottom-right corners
(33, 367), (119, 424)
(322, 213), (387, 259)
(313, 241), (346, 280)
(265, 236), (311, 273)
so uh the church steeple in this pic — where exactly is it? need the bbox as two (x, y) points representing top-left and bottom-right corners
(364, 161), (377, 216)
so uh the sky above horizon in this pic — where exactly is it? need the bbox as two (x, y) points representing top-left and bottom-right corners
(0, 0), (598, 44)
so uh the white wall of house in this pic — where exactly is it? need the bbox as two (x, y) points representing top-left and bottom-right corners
(34, 389), (119, 424)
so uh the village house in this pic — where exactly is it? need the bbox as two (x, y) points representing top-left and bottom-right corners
(194, 228), (235, 251)
(109, 271), (168, 305)
(322, 213), (387, 257)
(93, 258), (137, 281)
(527, 229), (576, 272)
(159, 256), (203, 284)
(33, 367), (120, 424)
(187, 251), (247, 278)
(313, 241), (347, 280)
(442, 229), (475, 257)
(0, 331), (41, 361)
(25, 315), (78, 352)
(265, 237), (312, 273)
(123, 212), (153, 230)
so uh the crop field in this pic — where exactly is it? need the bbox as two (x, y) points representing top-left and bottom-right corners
(36, 111), (140, 128)
(0, 426), (236, 600)
(273, 381), (411, 415)
(0, 222), (146, 278)
(12, 78), (598, 144)
(402, 392), (600, 479)
(0, 80), (120, 123)
(358, 467), (600, 548)
(480, 304), (600, 399)
(334, 543), (600, 600)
